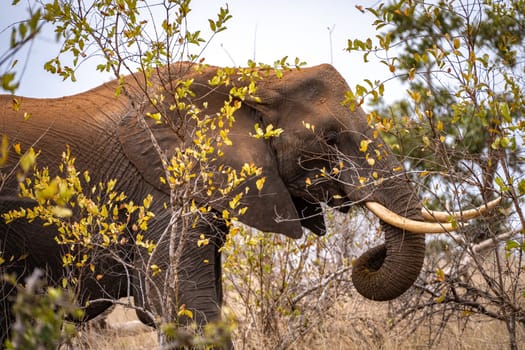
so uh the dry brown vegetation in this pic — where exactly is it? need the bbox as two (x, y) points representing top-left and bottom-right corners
(76, 292), (524, 350)
(70, 212), (525, 350)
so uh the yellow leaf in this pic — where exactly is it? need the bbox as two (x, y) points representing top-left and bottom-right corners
(453, 37), (460, 49)
(197, 234), (210, 247)
(100, 205), (108, 218)
(0, 135), (8, 166)
(146, 112), (162, 122)
(18, 253), (28, 261)
(305, 177), (312, 186)
(408, 90), (421, 103)
(151, 264), (161, 276)
(359, 139), (371, 152)
(20, 147), (37, 172)
(220, 129), (232, 146)
(461, 310), (472, 317)
(52, 206), (73, 218)
(256, 177), (266, 191)
(177, 304), (193, 319)
(143, 194), (153, 209)
(408, 68), (416, 81)
(12, 98), (21, 111)
(435, 292), (446, 303)
(229, 194), (242, 209)
(435, 268), (446, 282)
(303, 121), (312, 130)
(252, 123), (264, 138)
(238, 207), (248, 215)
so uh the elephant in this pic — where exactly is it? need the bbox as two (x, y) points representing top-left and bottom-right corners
(0, 62), (497, 347)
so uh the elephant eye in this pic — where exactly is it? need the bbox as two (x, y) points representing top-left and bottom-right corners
(324, 131), (338, 146)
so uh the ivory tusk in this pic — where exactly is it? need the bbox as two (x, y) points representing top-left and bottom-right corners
(421, 197), (501, 222)
(365, 202), (458, 234)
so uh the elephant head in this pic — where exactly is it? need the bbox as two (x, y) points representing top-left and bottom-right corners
(233, 64), (430, 300)
(118, 63), (494, 302)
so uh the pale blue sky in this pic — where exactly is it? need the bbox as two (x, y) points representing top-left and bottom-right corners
(1, 1), (399, 100)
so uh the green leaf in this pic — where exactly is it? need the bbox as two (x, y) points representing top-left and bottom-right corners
(0, 135), (8, 167)
(495, 176), (509, 192)
(505, 240), (520, 251)
(1, 72), (18, 92)
(19, 22), (27, 39)
(499, 102), (511, 122)
(208, 19), (216, 32)
(518, 179), (525, 196)
(20, 148), (37, 172)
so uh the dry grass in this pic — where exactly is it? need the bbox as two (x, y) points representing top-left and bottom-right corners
(75, 295), (523, 350)
(75, 234), (525, 349)
(275, 297), (522, 350)
(72, 305), (157, 350)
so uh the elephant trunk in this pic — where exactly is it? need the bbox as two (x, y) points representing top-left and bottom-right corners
(348, 176), (426, 301)
(351, 222), (425, 301)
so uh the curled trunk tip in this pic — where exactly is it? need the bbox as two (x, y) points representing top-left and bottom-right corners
(351, 227), (426, 301)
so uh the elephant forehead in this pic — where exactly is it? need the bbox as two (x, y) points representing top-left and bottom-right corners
(285, 106), (352, 133)
(285, 97), (356, 132)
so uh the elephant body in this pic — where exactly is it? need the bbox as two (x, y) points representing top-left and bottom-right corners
(0, 63), (427, 346)
(0, 86), (152, 336)
(0, 72), (229, 332)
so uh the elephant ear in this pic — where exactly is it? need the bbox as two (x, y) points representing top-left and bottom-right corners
(220, 107), (304, 238)
(117, 111), (304, 239)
